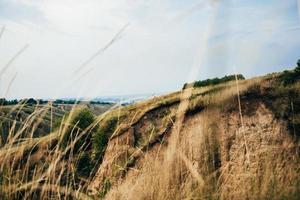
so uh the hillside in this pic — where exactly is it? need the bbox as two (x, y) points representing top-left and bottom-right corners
(88, 69), (300, 200)
(0, 67), (299, 200)
(0, 103), (112, 146)
(0, 104), (65, 146)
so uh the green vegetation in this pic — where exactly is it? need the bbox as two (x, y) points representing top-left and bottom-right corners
(0, 98), (48, 105)
(99, 178), (111, 198)
(60, 108), (120, 177)
(60, 108), (96, 154)
(0, 98), (114, 106)
(59, 108), (100, 178)
(0, 98), (19, 105)
(280, 63), (300, 85)
(92, 117), (118, 161)
(76, 152), (94, 177)
(183, 74), (245, 89)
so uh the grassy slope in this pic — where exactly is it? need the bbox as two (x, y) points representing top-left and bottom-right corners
(90, 70), (300, 199)
(0, 68), (299, 199)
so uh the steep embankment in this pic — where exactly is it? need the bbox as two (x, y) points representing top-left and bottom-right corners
(89, 72), (300, 200)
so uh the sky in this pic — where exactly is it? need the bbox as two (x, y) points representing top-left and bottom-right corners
(0, 0), (300, 99)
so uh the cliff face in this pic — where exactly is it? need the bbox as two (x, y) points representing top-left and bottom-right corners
(219, 103), (298, 199)
(89, 74), (300, 200)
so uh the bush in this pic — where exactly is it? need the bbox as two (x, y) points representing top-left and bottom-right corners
(76, 152), (94, 177)
(280, 64), (300, 85)
(92, 117), (118, 161)
(61, 108), (96, 153)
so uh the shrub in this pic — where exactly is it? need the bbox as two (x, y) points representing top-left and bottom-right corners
(76, 152), (94, 177)
(61, 108), (96, 153)
(280, 64), (300, 85)
(92, 117), (118, 161)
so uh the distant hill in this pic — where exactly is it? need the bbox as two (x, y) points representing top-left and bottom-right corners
(0, 102), (112, 145)
(92, 93), (160, 105)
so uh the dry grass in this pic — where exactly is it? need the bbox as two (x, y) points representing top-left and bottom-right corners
(0, 74), (299, 200)
(94, 75), (299, 200)
(0, 102), (96, 199)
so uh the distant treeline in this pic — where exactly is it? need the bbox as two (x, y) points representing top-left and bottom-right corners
(183, 74), (245, 89)
(0, 98), (46, 106)
(0, 98), (113, 106)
